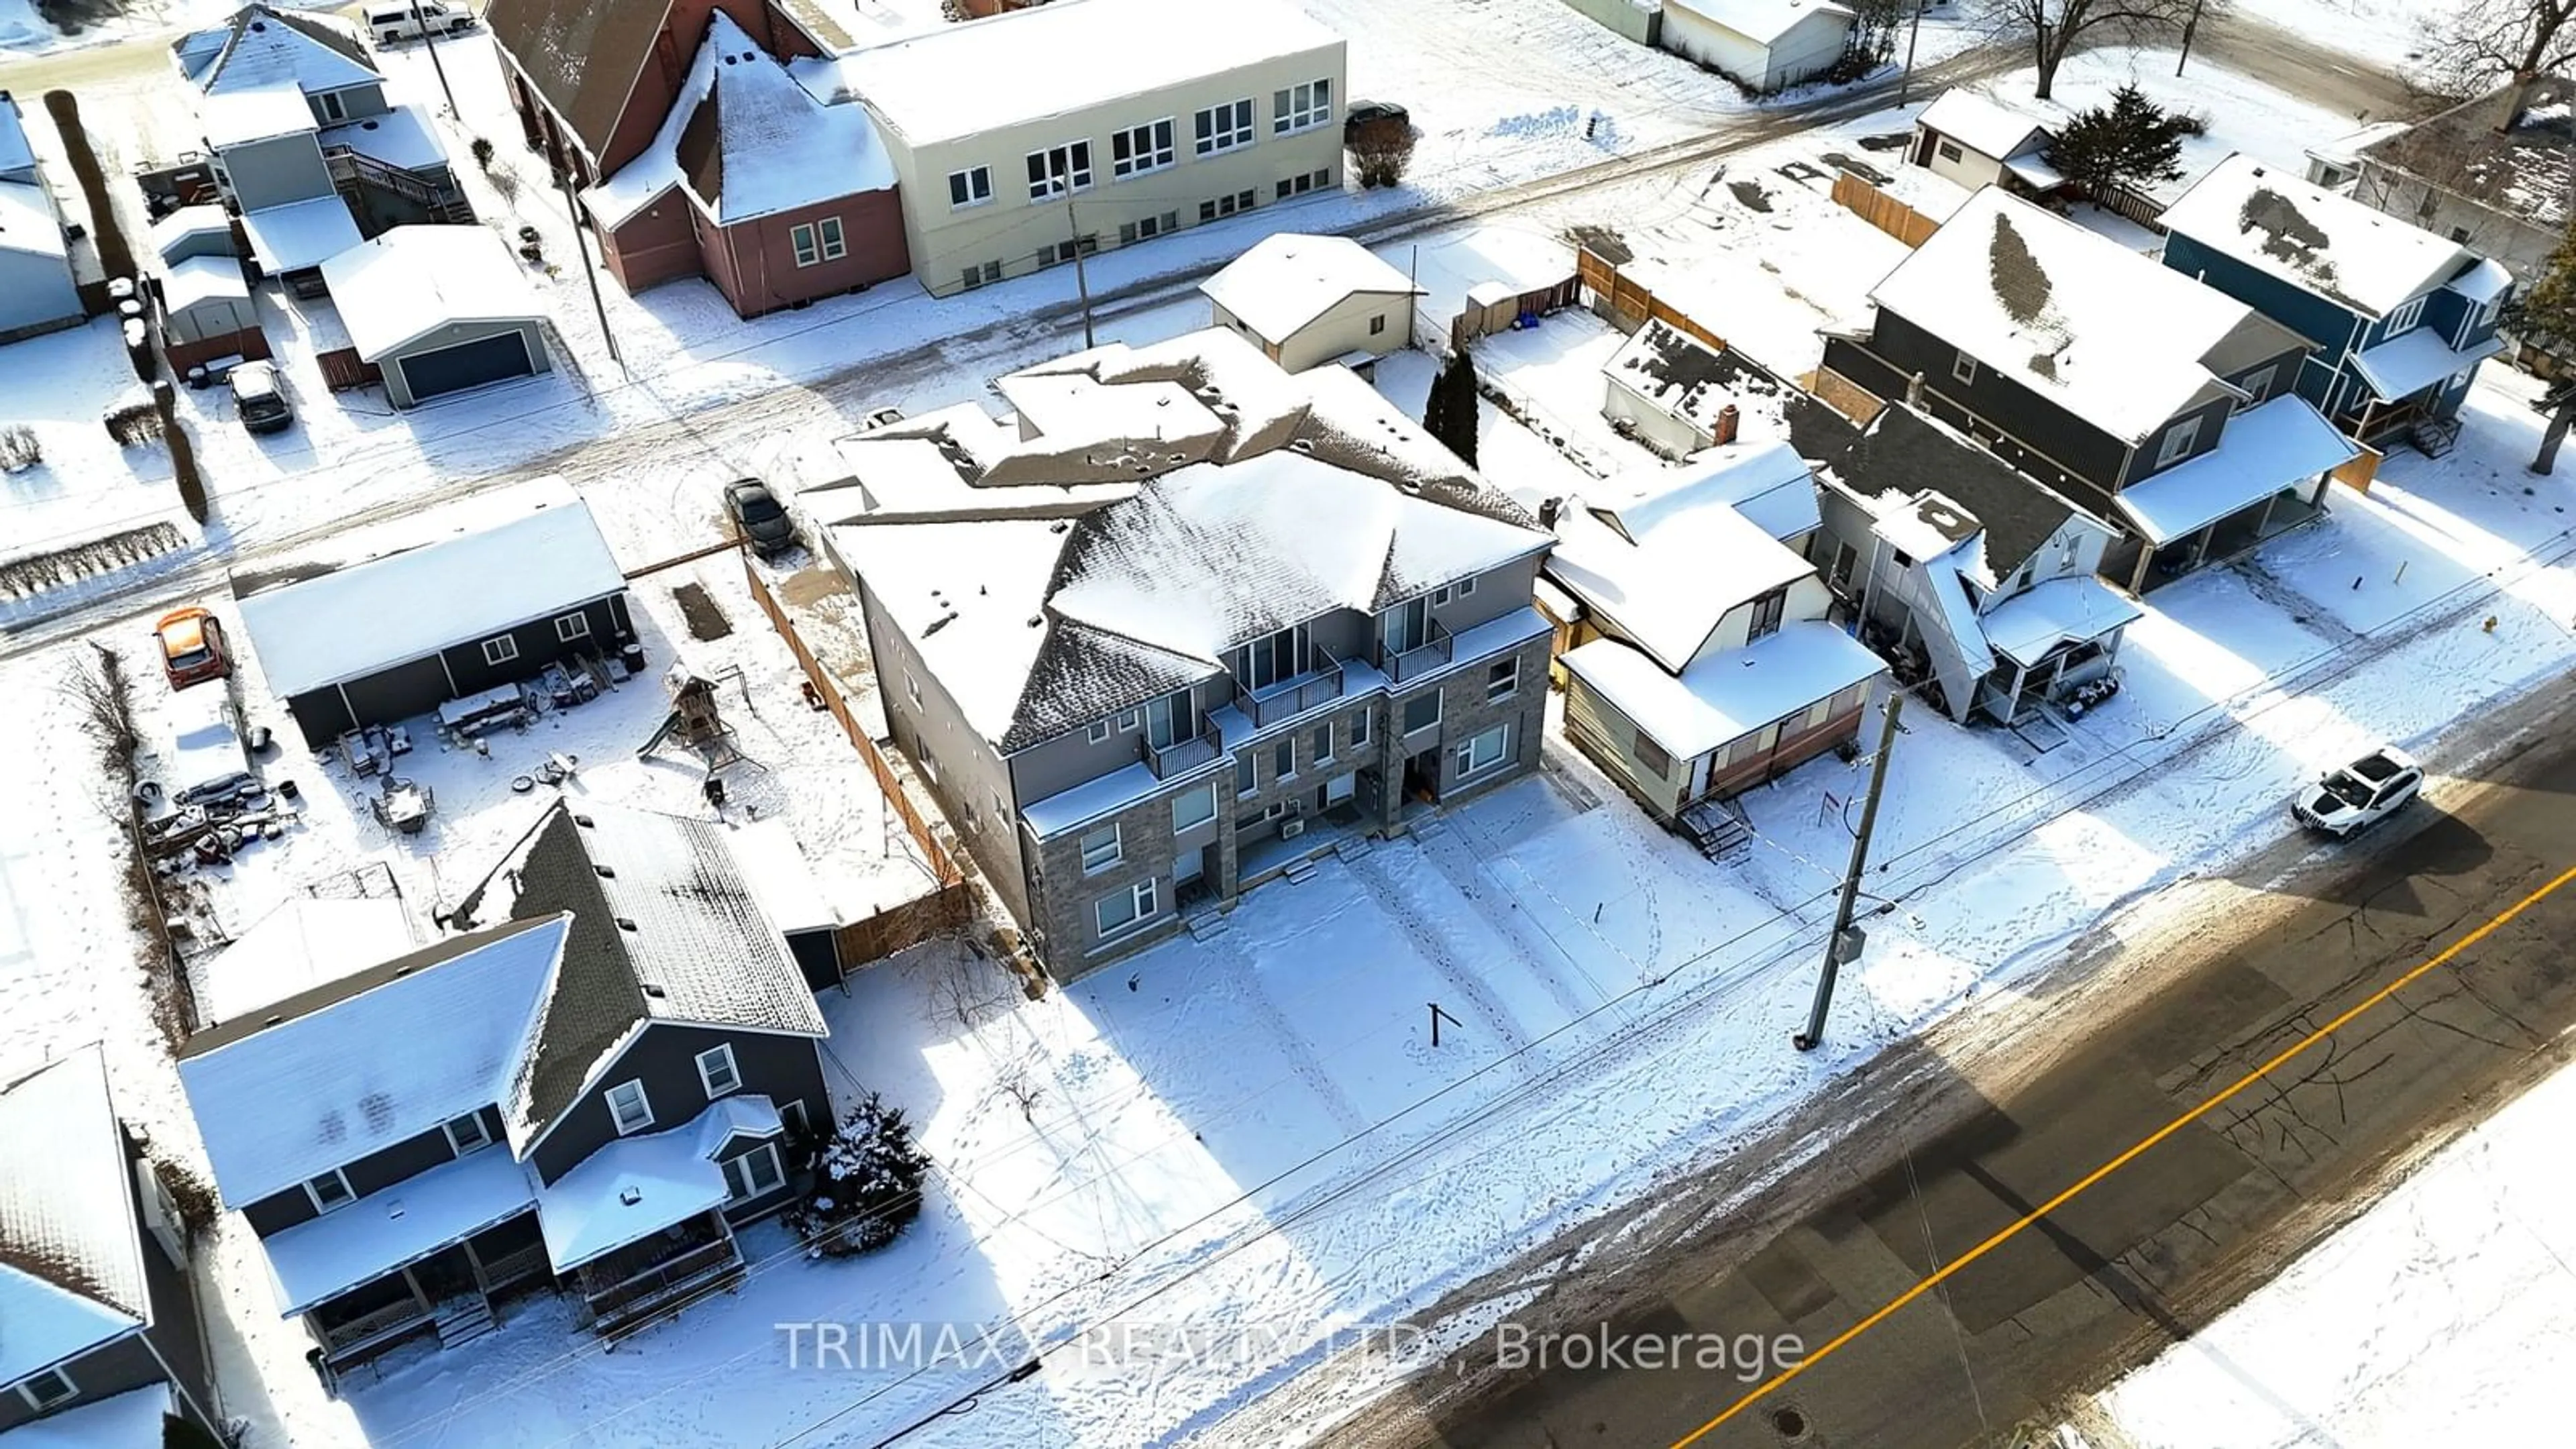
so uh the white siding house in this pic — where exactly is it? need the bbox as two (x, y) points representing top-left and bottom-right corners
(1659, 0), (1854, 94)
(1200, 232), (1423, 372)
(0, 95), (85, 344)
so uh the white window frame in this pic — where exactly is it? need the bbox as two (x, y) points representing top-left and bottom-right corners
(2155, 415), (2202, 468)
(442, 1111), (492, 1155)
(1116, 708), (1141, 733)
(816, 216), (847, 262)
(1079, 822), (1122, 875)
(1273, 736), (1296, 784)
(1458, 576), (1477, 596)
(555, 610), (591, 643)
(319, 89), (347, 123)
(696, 1043), (742, 1097)
(2237, 364), (2275, 409)
(14, 1366), (76, 1412)
(720, 1140), (785, 1202)
(1235, 752), (1257, 798)
(790, 222), (821, 268)
(1936, 140), (1964, 163)
(1487, 657), (1519, 702)
(960, 260), (1002, 291)
(1095, 879), (1157, 939)
(1274, 78), (1332, 135)
(1086, 719), (1110, 744)
(1456, 722), (1510, 779)
(1951, 352), (1978, 386)
(947, 165), (994, 210)
(1311, 722), (1334, 766)
(780, 1097), (810, 1136)
(1195, 98), (1254, 156)
(1026, 140), (1094, 202)
(2383, 295), (2426, 335)
(480, 634), (519, 666)
(303, 1168), (356, 1215)
(606, 1079), (654, 1136)
(1172, 781), (1216, 833)
(1112, 117), (1176, 178)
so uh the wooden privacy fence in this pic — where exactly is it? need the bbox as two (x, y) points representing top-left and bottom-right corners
(743, 555), (965, 894)
(1576, 246), (1727, 352)
(2331, 441), (2383, 494)
(1830, 170), (1941, 249)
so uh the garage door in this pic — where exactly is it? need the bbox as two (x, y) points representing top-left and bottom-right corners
(397, 331), (533, 402)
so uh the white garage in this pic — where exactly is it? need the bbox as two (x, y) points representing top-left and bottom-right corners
(319, 225), (553, 409)
(1660, 0), (1856, 94)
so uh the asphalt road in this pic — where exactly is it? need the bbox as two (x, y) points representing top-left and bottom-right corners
(1334, 673), (2576, 1449)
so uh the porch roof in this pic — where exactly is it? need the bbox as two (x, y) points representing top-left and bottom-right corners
(2348, 328), (2506, 402)
(534, 1095), (780, 1273)
(2113, 397), (2355, 547)
(1980, 576), (2142, 669)
(238, 195), (361, 274)
(262, 1147), (537, 1316)
(1564, 622), (1884, 761)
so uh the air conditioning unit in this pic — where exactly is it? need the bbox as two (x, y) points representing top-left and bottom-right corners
(1279, 818), (1306, 840)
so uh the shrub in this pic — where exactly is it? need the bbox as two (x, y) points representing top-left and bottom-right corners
(0, 425), (39, 474)
(166, 417), (207, 524)
(1350, 124), (1415, 189)
(783, 1093), (931, 1257)
(105, 398), (164, 446)
(470, 136), (495, 170)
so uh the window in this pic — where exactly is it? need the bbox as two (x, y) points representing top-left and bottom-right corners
(1195, 98), (1254, 155)
(1277, 168), (1331, 200)
(1311, 722), (1333, 765)
(1144, 689), (1193, 749)
(961, 260), (1002, 290)
(1230, 623), (1310, 691)
(790, 222), (822, 267)
(1401, 691), (1442, 734)
(1936, 140), (1964, 162)
(1080, 823), (1122, 874)
(1273, 737), (1295, 782)
(816, 217), (847, 261)
(1383, 596), (1430, 655)
(2238, 364), (2276, 409)
(1951, 352), (1978, 386)
(1486, 657), (1519, 702)
(480, 634), (519, 666)
(1086, 719), (1110, 744)
(948, 165), (994, 209)
(1043, 234), (1099, 267)
(1455, 723), (1509, 777)
(1173, 782), (1216, 832)
(1236, 752), (1258, 796)
(1349, 708), (1370, 747)
(1275, 78), (1333, 134)
(2450, 225), (2471, 243)
(1199, 189), (1258, 222)
(2384, 295), (2426, 335)
(1633, 731), (1672, 778)
(304, 1169), (355, 1215)
(1369, 313), (1387, 335)
(555, 611), (591, 643)
(1746, 587), (1788, 643)
(1116, 211), (1179, 244)
(905, 671), (920, 706)
(1432, 585), (1454, 606)
(1458, 576), (1477, 596)
(696, 1043), (742, 1097)
(1026, 141), (1093, 201)
(721, 1142), (785, 1202)
(443, 1112), (492, 1155)
(1112, 117), (1176, 178)
(606, 1079), (653, 1135)
(1095, 879), (1157, 938)
(319, 89), (347, 122)
(15, 1367), (74, 1412)
(2155, 415), (2202, 468)
(781, 1097), (810, 1136)
(1116, 708), (1140, 733)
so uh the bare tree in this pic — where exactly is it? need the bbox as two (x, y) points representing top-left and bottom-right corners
(1970, 0), (2212, 100)
(2427, 0), (2576, 103)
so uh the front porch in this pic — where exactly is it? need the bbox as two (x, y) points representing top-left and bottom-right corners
(1969, 576), (2143, 724)
(2106, 396), (2353, 592)
(304, 1211), (553, 1374)
(571, 1211), (746, 1344)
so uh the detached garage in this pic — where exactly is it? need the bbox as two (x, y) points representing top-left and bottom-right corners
(319, 225), (553, 409)
(1660, 0), (1855, 94)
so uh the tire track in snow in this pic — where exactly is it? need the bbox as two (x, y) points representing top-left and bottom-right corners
(1187, 921), (1374, 1138)
(1343, 845), (1541, 1071)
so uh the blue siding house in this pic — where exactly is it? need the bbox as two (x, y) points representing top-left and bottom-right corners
(2159, 154), (2512, 453)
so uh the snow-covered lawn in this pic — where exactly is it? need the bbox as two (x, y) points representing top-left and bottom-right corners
(2103, 1051), (2576, 1446)
(2253, 0), (2465, 68)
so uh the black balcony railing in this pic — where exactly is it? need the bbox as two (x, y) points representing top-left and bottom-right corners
(1383, 619), (1454, 684)
(1234, 647), (1345, 728)
(1140, 722), (1220, 778)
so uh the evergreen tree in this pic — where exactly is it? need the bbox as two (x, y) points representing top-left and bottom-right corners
(2510, 215), (2576, 474)
(784, 1093), (932, 1256)
(1424, 347), (1481, 468)
(2043, 84), (2189, 203)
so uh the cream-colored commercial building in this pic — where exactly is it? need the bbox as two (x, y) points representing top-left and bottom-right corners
(819, 0), (1348, 296)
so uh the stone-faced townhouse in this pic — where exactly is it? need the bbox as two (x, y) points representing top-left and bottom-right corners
(1819, 186), (2359, 593)
(799, 329), (1554, 979)
(2159, 152), (2514, 452)
(174, 802), (831, 1378)
(0, 1046), (220, 1445)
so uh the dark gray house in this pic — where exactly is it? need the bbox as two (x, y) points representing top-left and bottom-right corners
(1818, 186), (2358, 592)
(175, 802), (831, 1376)
(0, 1046), (221, 1444)
(234, 482), (631, 745)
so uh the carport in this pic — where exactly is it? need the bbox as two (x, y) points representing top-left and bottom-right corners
(319, 225), (552, 409)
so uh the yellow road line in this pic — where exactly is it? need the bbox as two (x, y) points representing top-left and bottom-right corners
(1671, 858), (2576, 1448)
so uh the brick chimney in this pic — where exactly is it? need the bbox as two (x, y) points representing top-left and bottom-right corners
(1713, 404), (1740, 447)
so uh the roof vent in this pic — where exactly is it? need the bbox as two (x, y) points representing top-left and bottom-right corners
(641, 982), (667, 999)
(250, 19), (266, 28)
(1049, 520), (1070, 533)
(619, 1185), (643, 1206)
(593, 864), (615, 878)
(573, 813), (596, 828)
(614, 916), (639, 931)
(1028, 615), (1044, 628)
(1291, 439), (1316, 453)
(263, 1014), (284, 1027)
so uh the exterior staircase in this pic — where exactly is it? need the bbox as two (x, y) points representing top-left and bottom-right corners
(1678, 798), (1752, 861)
(432, 1295), (496, 1350)
(329, 148), (476, 225)
(2409, 416), (2461, 458)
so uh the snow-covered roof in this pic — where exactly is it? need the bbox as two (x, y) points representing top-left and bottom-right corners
(724, 820), (841, 936)
(162, 253), (251, 313)
(1785, 391), (2105, 579)
(1667, 0), (1854, 46)
(319, 103), (447, 174)
(1595, 441), (1819, 545)
(2160, 154), (2471, 319)
(2349, 329), (2506, 401)
(0, 1385), (172, 1449)
(177, 4), (379, 99)
(317, 225), (544, 361)
(234, 479), (622, 698)
(585, 13), (895, 230)
(1605, 321), (1743, 438)
(0, 1047), (148, 1389)
(534, 1095), (781, 1270)
(260, 1145), (536, 1315)
(0, 179), (64, 262)
(200, 83), (317, 146)
(2306, 119), (2409, 172)
(1548, 487), (1813, 674)
(2359, 74), (2574, 238)
(2002, 152), (2065, 191)
(1978, 574), (2141, 669)
(1869, 188), (2253, 443)
(1916, 88), (2051, 160)
(0, 94), (38, 178)
(237, 195), (361, 274)
(176, 915), (570, 1209)
(152, 204), (235, 260)
(1201, 233), (1423, 343)
(1407, 226), (1578, 333)
(194, 896), (415, 1027)
(2450, 256), (2513, 305)
(1563, 623), (1884, 759)
(2112, 395), (2355, 545)
(821, 0), (1344, 146)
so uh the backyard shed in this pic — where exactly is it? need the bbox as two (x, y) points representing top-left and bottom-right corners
(234, 480), (631, 745)
(1659, 0), (1855, 94)
(318, 225), (551, 407)
(1199, 232), (1424, 373)
(160, 254), (270, 370)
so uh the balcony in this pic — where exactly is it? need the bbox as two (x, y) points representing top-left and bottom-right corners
(578, 1216), (744, 1342)
(1234, 648), (1345, 729)
(1140, 721), (1221, 779)
(1383, 619), (1454, 684)
(317, 1295), (433, 1359)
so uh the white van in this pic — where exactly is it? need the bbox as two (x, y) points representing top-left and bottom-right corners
(364, 0), (474, 44)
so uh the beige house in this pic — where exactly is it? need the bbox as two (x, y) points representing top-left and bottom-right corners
(813, 0), (1348, 295)
(1200, 232), (1423, 373)
(1909, 88), (2063, 196)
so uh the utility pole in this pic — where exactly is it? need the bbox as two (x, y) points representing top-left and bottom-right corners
(1897, 0), (1927, 106)
(2175, 0), (2205, 76)
(1067, 198), (1095, 349)
(1794, 692), (1904, 1052)
(554, 161), (623, 372)
(407, 0), (460, 117)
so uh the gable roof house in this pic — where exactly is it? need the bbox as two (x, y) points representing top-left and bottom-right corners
(0, 93), (86, 345)
(1201, 232), (1424, 375)
(2347, 76), (2567, 294)
(0, 1047), (220, 1444)
(1819, 186), (2357, 594)
(2161, 152), (2516, 451)
(797, 327), (1556, 977)
(169, 5), (470, 286)
(1603, 320), (1754, 460)
(1658, 0), (1856, 95)
(1909, 87), (2065, 197)
(175, 802), (834, 1371)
